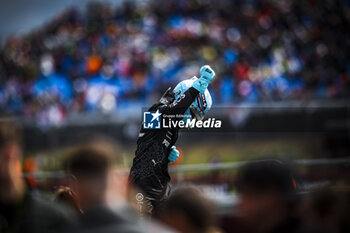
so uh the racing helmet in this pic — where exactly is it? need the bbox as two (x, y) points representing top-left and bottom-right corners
(173, 76), (212, 120)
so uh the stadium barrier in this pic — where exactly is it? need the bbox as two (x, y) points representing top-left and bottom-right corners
(24, 157), (350, 179)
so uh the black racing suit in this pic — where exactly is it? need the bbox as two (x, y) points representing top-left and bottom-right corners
(129, 87), (199, 215)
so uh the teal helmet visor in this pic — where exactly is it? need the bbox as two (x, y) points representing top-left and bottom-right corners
(173, 76), (212, 121)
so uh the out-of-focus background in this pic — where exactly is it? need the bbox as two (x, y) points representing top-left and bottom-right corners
(0, 0), (349, 213)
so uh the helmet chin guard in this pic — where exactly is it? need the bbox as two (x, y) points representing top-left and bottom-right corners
(173, 76), (212, 121)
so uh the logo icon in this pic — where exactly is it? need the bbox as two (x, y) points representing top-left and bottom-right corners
(143, 110), (162, 129)
(136, 193), (144, 202)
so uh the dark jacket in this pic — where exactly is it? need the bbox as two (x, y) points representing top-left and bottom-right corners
(0, 193), (76, 233)
(75, 205), (145, 233)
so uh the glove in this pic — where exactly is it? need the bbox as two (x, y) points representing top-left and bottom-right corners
(159, 87), (175, 105)
(168, 146), (180, 164)
(192, 65), (215, 93)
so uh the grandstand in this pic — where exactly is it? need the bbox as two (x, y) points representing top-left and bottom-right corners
(1, 0), (349, 126)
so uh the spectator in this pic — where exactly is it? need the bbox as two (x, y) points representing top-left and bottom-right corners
(0, 117), (75, 233)
(301, 188), (350, 233)
(64, 138), (146, 233)
(155, 185), (216, 233)
(235, 160), (302, 233)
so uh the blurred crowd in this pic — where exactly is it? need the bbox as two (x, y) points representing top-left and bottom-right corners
(1, 0), (350, 125)
(1, 119), (349, 233)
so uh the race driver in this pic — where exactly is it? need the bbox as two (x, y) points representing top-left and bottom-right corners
(129, 65), (215, 215)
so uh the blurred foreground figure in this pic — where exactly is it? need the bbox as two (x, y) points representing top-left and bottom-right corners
(129, 65), (215, 214)
(155, 186), (216, 233)
(236, 160), (302, 233)
(301, 188), (350, 233)
(0, 118), (74, 233)
(64, 140), (147, 233)
(54, 186), (82, 214)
